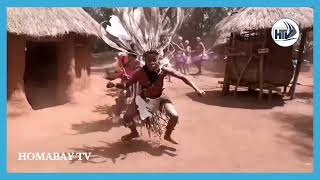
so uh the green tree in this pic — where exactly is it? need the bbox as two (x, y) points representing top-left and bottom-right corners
(84, 8), (236, 53)
(178, 8), (236, 50)
(83, 8), (114, 52)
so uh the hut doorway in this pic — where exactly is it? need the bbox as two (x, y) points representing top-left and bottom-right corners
(24, 41), (59, 110)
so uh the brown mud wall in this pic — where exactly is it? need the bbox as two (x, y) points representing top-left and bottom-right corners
(56, 37), (76, 104)
(7, 34), (32, 116)
(74, 36), (92, 91)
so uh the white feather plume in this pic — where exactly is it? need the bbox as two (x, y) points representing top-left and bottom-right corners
(100, 8), (184, 58)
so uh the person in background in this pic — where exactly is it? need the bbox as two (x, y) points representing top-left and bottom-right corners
(183, 40), (192, 75)
(105, 52), (139, 82)
(162, 45), (175, 82)
(174, 36), (186, 74)
(193, 37), (207, 75)
(104, 52), (140, 118)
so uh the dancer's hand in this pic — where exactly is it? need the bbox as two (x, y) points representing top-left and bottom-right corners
(106, 81), (115, 88)
(122, 73), (130, 80)
(105, 76), (115, 81)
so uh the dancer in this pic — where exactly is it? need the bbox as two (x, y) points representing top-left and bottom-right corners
(107, 49), (205, 144)
(193, 37), (206, 75)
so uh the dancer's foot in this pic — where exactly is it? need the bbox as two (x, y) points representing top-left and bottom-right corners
(121, 130), (139, 141)
(164, 130), (178, 144)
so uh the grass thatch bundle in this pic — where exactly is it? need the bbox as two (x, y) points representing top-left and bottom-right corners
(7, 8), (102, 38)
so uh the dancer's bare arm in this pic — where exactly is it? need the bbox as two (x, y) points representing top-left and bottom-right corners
(107, 70), (139, 89)
(163, 67), (205, 96)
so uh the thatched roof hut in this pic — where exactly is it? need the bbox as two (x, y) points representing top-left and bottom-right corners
(7, 8), (101, 38)
(214, 8), (312, 46)
(216, 8), (313, 34)
(214, 8), (313, 100)
(7, 8), (102, 115)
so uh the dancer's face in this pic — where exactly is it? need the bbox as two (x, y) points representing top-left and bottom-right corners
(145, 53), (159, 71)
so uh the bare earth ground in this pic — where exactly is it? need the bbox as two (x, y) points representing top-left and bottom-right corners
(7, 64), (313, 173)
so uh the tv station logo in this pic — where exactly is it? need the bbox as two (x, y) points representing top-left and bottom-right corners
(271, 18), (300, 47)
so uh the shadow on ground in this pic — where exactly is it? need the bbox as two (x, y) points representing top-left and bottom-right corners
(274, 112), (313, 160)
(186, 90), (285, 109)
(69, 140), (177, 164)
(294, 91), (313, 100)
(71, 103), (121, 134)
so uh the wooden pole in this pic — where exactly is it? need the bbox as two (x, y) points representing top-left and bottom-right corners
(222, 33), (236, 95)
(234, 41), (253, 96)
(258, 30), (268, 100)
(283, 86), (287, 97)
(289, 30), (308, 100)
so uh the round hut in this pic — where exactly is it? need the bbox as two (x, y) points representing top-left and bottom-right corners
(7, 8), (102, 115)
(214, 8), (313, 100)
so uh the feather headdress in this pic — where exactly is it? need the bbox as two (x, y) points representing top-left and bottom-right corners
(100, 8), (184, 58)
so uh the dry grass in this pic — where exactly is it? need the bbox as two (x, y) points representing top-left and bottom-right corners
(7, 8), (102, 38)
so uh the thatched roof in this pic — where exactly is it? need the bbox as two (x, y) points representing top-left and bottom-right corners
(213, 31), (230, 48)
(7, 8), (102, 38)
(216, 8), (313, 34)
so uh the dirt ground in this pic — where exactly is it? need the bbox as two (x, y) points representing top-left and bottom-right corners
(7, 64), (313, 173)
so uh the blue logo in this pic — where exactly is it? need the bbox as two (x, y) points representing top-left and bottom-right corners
(274, 20), (297, 41)
(271, 18), (300, 47)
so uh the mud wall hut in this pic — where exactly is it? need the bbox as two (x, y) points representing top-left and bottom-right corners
(214, 8), (313, 100)
(7, 8), (102, 114)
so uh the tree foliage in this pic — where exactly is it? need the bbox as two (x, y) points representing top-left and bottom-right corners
(83, 8), (114, 52)
(85, 8), (236, 52)
(178, 8), (237, 49)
